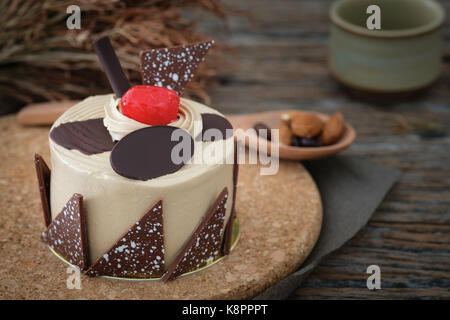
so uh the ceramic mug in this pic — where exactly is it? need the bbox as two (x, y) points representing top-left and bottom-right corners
(329, 0), (446, 93)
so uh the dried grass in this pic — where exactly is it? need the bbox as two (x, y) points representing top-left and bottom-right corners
(0, 0), (231, 107)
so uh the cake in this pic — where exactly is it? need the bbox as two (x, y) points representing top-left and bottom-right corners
(34, 37), (238, 281)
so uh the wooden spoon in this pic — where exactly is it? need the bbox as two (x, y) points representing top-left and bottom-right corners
(17, 100), (80, 126)
(226, 110), (356, 160)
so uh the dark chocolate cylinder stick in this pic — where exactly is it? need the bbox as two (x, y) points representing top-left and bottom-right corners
(93, 36), (131, 98)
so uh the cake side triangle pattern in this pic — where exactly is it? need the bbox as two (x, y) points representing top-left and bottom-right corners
(86, 200), (165, 278)
(34, 153), (52, 227)
(162, 187), (228, 282)
(140, 41), (214, 95)
(41, 193), (89, 271)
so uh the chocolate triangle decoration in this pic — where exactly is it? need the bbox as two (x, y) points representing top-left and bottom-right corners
(222, 141), (239, 256)
(41, 193), (89, 271)
(34, 154), (51, 227)
(86, 200), (165, 278)
(162, 188), (228, 282)
(140, 40), (214, 95)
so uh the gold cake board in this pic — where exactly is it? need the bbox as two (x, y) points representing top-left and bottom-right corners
(0, 115), (322, 299)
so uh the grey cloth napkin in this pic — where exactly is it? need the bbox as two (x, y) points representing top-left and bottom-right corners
(254, 155), (401, 299)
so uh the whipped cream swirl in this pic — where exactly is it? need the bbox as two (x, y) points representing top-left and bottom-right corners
(103, 96), (201, 141)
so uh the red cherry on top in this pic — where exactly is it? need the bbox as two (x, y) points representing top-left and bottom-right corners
(120, 85), (180, 125)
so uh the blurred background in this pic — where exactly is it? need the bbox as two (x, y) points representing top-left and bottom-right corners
(0, 0), (449, 299)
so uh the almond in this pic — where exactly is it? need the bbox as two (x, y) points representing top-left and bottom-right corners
(280, 111), (305, 126)
(321, 112), (345, 145)
(277, 124), (292, 145)
(290, 113), (324, 138)
(280, 113), (291, 125)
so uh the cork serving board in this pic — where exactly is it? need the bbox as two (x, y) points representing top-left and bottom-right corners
(0, 115), (322, 299)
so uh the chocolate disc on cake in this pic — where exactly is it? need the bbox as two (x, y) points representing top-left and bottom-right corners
(199, 113), (234, 142)
(50, 118), (115, 155)
(110, 126), (194, 181)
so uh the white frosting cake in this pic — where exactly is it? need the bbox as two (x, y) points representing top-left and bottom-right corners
(49, 94), (235, 269)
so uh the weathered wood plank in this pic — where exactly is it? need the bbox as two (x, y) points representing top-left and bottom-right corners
(205, 0), (450, 299)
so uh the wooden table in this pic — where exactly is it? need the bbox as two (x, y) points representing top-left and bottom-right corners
(1, 0), (448, 300)
(202, 0), (450, 299)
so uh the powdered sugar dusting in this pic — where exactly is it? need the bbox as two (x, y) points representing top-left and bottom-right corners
(41, 193), (88, 270)
(86, 200), (165, 278)
(162, 188), (228, 281)
(140, 40), (214, 95)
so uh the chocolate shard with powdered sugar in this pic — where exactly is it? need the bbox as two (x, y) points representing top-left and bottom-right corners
(162, 187), (228, 281)
(34, 154), (52, 227)
(41, 193), (89, 271)
(140, 40), (214, 95)
(86, 200), (165, 278)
